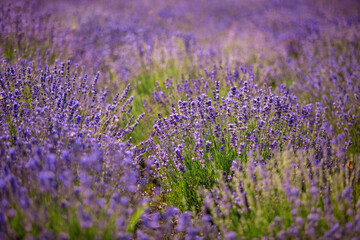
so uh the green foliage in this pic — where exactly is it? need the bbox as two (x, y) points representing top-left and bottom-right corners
(202, 151), (360, 239)
(126, 203), (148, 233)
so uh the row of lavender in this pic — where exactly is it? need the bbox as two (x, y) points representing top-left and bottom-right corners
(1, 61), (358, 239)
(1, 0), (360, 239)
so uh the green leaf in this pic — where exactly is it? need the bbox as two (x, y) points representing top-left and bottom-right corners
(126, 203), (148, 233)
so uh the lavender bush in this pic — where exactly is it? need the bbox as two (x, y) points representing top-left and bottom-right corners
(0, 0), (359, 239)
(143, 65), (337, 211)
(286, 19), (360, 153)
(203, 150), (360, 239)
(0, 59), (147, 238)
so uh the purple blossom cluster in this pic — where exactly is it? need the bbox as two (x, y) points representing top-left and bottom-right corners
(203, 150), (360, 239)
(0, 59), (224, 239)
(286, 18), (360, 153)
(0, 59), (147, 238)
(0, 59), (142, 145)
(143, 64), (351, 211)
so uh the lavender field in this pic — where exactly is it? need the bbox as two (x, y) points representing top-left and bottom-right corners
(0, 0), (359, 239)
